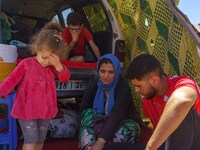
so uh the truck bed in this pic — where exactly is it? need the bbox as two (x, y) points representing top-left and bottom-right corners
(17, 125), (153, 150)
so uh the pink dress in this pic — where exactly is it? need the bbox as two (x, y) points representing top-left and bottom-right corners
(0, 57), (70, 120)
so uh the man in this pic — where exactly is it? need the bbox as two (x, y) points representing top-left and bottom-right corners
(62, 12), (101, 62)
(126, 54), (200, 150)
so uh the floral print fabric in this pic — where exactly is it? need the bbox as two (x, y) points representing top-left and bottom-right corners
(79, 108), (140, 149)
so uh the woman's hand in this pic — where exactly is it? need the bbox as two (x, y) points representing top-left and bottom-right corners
(91, 138), (106, 150)
(48, 53), (64, 72)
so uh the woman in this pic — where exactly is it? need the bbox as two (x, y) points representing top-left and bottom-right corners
(79, 54), (142, 150)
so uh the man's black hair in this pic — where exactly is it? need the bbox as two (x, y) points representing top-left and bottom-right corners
(127, 54), (163, 80)
(67, 12), (83, 26)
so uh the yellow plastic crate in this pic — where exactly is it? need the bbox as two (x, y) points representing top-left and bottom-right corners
(0, 62), (16, 83)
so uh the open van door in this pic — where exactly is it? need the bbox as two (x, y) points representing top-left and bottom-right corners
(101, 0), (126, 63)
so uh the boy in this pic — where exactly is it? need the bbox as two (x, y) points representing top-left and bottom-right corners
(62, 12), (101, 62)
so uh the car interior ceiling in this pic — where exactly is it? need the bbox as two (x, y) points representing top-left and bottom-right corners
(2, 0), (98, 18)
(1, 0), (112, 61)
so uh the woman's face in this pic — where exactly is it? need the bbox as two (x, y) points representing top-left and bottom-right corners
(98, 63), (115, 85)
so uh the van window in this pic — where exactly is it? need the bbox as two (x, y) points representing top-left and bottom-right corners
(82, 3), (109, 33)
(52, 8), (72, 26)
(62, 8), (73, 27)
(52, 15), (59, 24)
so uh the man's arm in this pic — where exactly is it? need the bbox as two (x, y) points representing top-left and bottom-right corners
(88, 39), (101, 59)
(146, 86), (197, 150)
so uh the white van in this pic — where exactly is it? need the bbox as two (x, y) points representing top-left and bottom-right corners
(1, 0), (126, 98)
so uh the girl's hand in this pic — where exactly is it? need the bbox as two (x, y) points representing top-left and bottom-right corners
(48, 53), (64, 72)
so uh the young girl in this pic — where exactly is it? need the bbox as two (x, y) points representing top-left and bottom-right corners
(0, 22), (71, 150)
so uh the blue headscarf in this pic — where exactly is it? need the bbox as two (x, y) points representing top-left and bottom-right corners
(93, 54), (121, 115)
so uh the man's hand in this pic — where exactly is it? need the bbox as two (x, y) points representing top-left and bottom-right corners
(91, 138), (106, 150)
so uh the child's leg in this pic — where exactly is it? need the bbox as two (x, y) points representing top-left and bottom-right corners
(35, 143), (44, 150)
(35, 119), (50, 150)
(22, 143), (36, 150)
(18, 119), (38, 150)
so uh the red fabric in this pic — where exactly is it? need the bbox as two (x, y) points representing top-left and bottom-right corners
(0, 57), (70, 120)
(17, 138), (79, 150)
(16, 127), (152, 149)
(0, 115), (6, 120)
(61, 60), (97, 69)
(142, 75), (200, 127)
(17, 59), (97, 69)
(62, 27), (93, 56)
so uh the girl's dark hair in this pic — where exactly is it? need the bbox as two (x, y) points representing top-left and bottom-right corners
(67, 12), (83, 26)
(30, 22), (66, 57)
(98, 58), (113, 70)
(127, 54), (163, 80)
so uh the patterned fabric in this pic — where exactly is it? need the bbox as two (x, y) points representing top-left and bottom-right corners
(107, 0), (200, 120)
(83, 3), (109, 33)
(79, 108), (140, 149)
(46, 108), (78, 139)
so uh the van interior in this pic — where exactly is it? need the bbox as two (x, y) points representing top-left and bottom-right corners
(1, 0), (114, 62)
